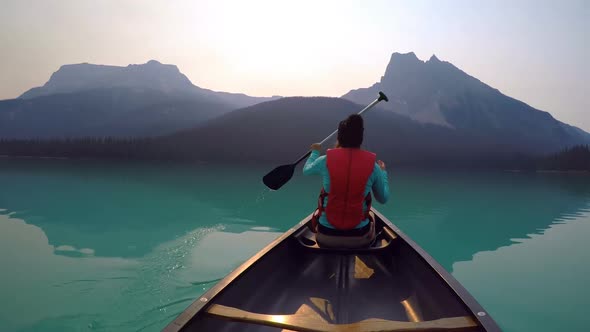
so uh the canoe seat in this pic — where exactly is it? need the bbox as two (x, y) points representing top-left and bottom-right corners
(207, 304), (479, 332)
(294, 225), (397, 253)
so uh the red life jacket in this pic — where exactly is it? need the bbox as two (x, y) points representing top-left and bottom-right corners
(311, 148), (376, 231)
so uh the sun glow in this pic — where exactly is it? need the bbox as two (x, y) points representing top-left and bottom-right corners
(2, 0), (587, 130)
(200, 1), (355, 69)
(180, 0), (386, 96)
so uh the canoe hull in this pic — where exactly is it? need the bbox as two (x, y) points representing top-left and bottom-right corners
(163, 209), (501, 332)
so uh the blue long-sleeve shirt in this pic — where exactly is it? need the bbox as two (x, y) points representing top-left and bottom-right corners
(303, 150), (390, 229)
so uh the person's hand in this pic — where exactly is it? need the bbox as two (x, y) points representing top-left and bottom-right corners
(310, 143), (322, 152)
(377, 160), (386, 170)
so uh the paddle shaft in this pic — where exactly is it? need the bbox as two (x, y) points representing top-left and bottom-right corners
(291, 97), (384, 166)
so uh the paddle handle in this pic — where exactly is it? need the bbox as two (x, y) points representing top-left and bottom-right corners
(292, 91), (388, 166)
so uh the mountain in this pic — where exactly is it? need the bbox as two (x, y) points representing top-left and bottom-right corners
(0, 61), (279, 138)
(18, 60), (277, 108)
(152, 97), (537, 166)
(0, 87), (236, 138)
(1, 96), (584, 167)
(19, 60), (195, 99)
(1, 53), (588, 164)
(342, 52), (590, 154)
(154, 54), (589, 165)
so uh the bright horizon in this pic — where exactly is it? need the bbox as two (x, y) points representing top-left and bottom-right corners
(1, 0), (588, 131)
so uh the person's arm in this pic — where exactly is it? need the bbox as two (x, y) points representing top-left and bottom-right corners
(372, 161), (390, 204)
(303, 143), (325, 175)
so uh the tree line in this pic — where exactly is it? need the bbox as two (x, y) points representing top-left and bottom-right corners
(538, 145), (590, 171)
(0, 137), (158, 160)
(0, 137), (588, 171)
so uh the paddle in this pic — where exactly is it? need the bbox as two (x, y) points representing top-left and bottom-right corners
(263, 91), (389, 190)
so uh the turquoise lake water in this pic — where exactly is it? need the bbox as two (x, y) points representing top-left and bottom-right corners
(0, 158), (589, 332)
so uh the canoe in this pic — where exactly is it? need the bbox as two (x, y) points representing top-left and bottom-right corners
(163, 209), (501, 332)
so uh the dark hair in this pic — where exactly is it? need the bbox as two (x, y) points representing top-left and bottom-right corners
(337, 114), (364, 148)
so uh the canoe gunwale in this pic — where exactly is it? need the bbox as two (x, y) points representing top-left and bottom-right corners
(163, 209), (502, 332)
(371, 209), (501, 332)
(161, 213), (313, 332)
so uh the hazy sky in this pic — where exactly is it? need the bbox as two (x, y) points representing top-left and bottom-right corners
(1, 0), (588, 130)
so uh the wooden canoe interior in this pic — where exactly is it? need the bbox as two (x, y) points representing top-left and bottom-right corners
(175, 217), (486, 331)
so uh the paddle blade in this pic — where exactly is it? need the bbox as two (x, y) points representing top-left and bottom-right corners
(263, 164), (296, 190)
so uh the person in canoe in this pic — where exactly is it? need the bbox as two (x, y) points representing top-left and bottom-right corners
(303, 114), (390, 248)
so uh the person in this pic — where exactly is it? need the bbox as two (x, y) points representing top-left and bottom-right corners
(303, 114), (390, 248)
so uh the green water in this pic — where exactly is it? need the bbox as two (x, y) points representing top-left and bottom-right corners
(0, 159), (589, 332)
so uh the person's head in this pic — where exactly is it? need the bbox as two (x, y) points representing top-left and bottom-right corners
(337, 114), (364, 148)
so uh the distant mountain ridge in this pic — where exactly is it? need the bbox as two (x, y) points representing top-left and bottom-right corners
(1, 60), (280, 138)
(20, 60), (195, 98)
(153, 97), (552, 165)
(1, 53), (588, 162)
(1, 87), (236, 138)
(342, 52), (590, 153)
(149, 53), (590, 164)
(19, 60), (279, 108)
(1, 96), (588, 167)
